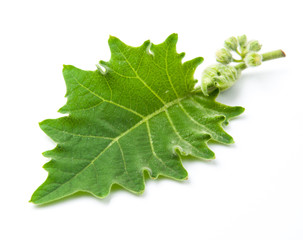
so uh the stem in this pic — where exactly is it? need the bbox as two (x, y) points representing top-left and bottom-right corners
(235, 48), (242, 57)
(262, 49), (286, 62)
(233, 58), (243, 63)
(235, 49), (286, 71)
(235, 63), (247, 71)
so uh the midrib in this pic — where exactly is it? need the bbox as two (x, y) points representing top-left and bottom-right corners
(37, 95), (187, 202)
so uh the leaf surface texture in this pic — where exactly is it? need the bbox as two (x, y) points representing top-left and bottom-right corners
(31, 34), (244, 204)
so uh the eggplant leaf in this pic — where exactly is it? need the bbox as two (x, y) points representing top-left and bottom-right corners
(31, 34), (244, 204)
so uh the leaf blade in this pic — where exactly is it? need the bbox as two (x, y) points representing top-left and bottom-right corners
(31, 34), (244, 204)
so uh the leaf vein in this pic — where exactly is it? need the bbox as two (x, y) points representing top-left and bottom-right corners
(70, 71), (144, 118)
(37, 97), (186, 201)
(115, 45), (167, 105)
(44, 125), (114, 140)
(146, 121), (182, 176)
(165, 42), (179, 98)
(117, 141), (128, 173)
(164, 110), (205, 159)
(178, 103), (222, 141)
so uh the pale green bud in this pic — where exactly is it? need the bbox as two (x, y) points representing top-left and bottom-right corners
(244, 52), (262, 67)
(224, 37), (238, 51)
(237, 35), (247, 48)
(247, 40), (262, 52)
(201, 64), (240, 96)
(216, 48), (232, 64)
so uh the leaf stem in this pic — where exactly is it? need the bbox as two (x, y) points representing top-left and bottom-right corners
(262, 49), (286, 62)
(235, 49), (286, 71)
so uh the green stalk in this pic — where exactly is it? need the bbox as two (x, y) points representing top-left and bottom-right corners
(235, 63), (247, 71)
(235, 49), (286, 71)
(262, 49), (286, 62)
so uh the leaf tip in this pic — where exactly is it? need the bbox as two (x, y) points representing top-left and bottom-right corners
(38, 120), (47, 130)
(180, 52), (185, 59)
(165, 33), (178, 45)
(143, 39), (151, 46)
(29, 191), (40, 205)
(62, 64), (73, 71)
(168, 33), (178, 40)
(239, 106), (245, 114)
(196, 57), (204, 64)
(209, 152), (216, 160)
(108, 35), (120, 45)
(29, 194), (40, 204)
(229, 137), (235, 144)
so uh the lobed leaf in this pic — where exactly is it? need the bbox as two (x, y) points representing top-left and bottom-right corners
(31, 34), (244, 204)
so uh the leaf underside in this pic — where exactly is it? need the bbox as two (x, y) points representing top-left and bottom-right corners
(31, 34), (244, 204)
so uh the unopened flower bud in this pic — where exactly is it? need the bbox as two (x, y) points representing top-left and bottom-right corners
(237, 35), (247, 48)
(216, 48), (232, 64)
(224, 37), (238, 51)
(201, 64), (240, 96)
(247, 40), (262, 52)
(244, 52), (262, 67)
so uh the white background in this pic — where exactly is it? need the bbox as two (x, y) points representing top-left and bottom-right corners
(1, 0), (302, 239)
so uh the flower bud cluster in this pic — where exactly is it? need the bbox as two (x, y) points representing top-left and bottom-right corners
(204, 35), (264, 95)
(215, 35), (263, 66)
(201, 35), (285, 96)
(201, 64), (239, 96)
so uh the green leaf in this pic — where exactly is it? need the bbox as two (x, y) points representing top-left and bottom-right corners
(31, 34), (244, 204)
